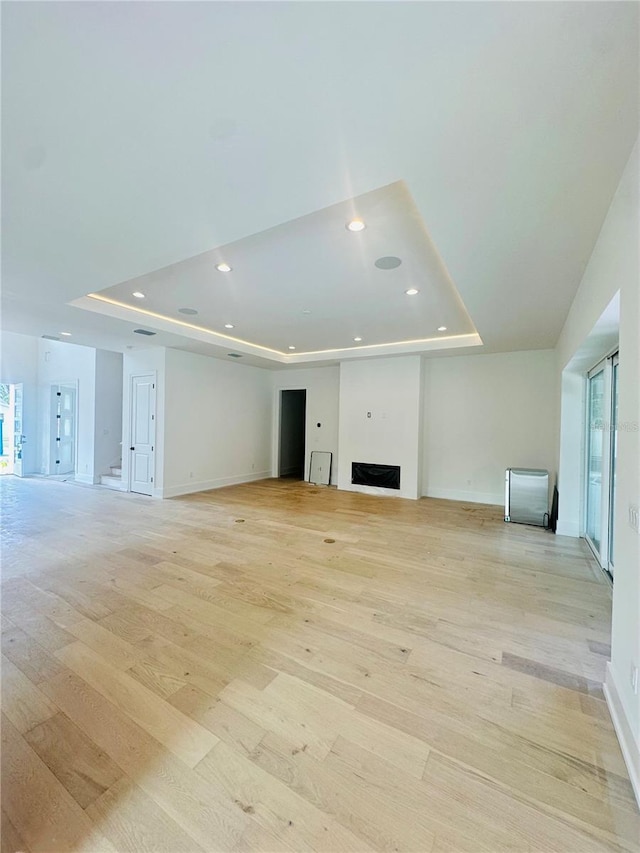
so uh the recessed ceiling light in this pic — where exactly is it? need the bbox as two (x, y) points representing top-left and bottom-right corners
(353, 337), (362, 342)
(132, 291), (145, 299)
(216, 262), (232, 272)
(302, 309), (311, 315)
(288, 346), (296, 350)
(224, 323), (234, 329)
(405, 288), (419, 296)
(60, 331), (72, 336)
(437, 325), (447, 332)
(178, 308), (198, 316)
(346, 219), (365, 232)
(375, 256), (402, 270)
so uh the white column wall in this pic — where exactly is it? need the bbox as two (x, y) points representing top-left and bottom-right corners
(338, 356), (423, 500)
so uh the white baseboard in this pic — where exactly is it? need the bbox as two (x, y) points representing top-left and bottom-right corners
(604, 661), (640, 808)
(556, 520), (580, 537)
(422, 486), (503, 506)
(162, 470), (271, 499)
(75, 473), (98, 485)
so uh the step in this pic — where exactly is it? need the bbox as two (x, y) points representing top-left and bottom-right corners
(110, 466), (122, 476)
(100, 474), (124, 491)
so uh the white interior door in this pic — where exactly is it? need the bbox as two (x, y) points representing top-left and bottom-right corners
(13, 384), (24, 477)
(51, 384), (76, 475)
(130, 374), (156, 496)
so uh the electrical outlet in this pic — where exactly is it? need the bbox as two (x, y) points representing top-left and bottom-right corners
(630, 664), (639, 695)
(629, 504), (639, 533)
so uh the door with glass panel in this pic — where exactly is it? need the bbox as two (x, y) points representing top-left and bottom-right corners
(585, 354), (618, 579)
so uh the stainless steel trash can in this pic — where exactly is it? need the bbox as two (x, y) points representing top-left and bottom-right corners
(505, 468), (549, 526)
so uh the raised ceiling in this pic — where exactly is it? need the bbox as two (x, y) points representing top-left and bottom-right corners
(2, 2), (638, 368)
(75, 181), (481, 364)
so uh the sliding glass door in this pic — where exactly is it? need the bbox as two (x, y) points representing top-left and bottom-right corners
(585, 353), (618, 579)
(608, 355), (619, 576)
(586, 368), (605, 553)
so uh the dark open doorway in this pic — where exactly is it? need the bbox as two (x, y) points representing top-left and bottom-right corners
(279, 389), (306, 479)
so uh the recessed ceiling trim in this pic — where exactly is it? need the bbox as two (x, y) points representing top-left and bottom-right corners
(71, 292), (482, 365)
(290, 332), (482, 359)
(75, 293), (288, 359)
(287, 333), (482, 364)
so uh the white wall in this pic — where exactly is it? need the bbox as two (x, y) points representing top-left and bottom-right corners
(122, 347), (166, 497)
(556, 139), (640, 802)
(271, 366), (340, 485)
(94, 350), (123, 477)
(0, 332), (39, 475)
(556, 370), (585, 537)
(338, 356), (423, 500)
(422, 350), (557, 506)
(162, 349), (272, 498)
(37, 339), (97, 483)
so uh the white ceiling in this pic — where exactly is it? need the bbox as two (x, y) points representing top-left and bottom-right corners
(2, 2), (638, 369)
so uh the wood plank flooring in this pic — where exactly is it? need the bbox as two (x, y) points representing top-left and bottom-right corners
(1, 476), (638, 852)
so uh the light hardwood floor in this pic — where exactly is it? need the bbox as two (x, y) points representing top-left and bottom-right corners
(1, 476), (638, 852)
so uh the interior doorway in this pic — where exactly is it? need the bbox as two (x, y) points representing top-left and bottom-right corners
(279, 389), (306, 479)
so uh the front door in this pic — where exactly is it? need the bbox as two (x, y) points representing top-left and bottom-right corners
(13, 384), (24, 477)
(51, 384), (77, 475)
(130, 373), (156, 496)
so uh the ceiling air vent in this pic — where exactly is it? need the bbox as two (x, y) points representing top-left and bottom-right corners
(227, 353), (242, 358)
(133, 329), (156, 336)
(42, 335), (60, 341)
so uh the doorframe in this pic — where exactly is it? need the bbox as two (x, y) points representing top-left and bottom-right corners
(271, 386), (307, 480)
(49, 380), (78, 477)
(127, 371), (157, 496)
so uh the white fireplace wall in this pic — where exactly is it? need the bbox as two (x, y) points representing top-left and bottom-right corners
(338, 355), (423, 499)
